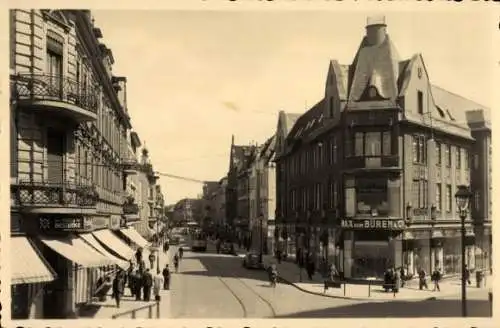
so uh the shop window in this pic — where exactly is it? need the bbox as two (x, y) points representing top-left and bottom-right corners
(355, 177), (388, 216)
(352, 239), (390, 279)
(414, 239), (431, 274)
(444, 238), (461, 274)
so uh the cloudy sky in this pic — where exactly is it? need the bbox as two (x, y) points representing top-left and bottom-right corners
(90, 9), (495, 205)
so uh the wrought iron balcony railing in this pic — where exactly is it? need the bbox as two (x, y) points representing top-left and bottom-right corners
(11, 180), (99, 208)
(13, 73), (99, 115)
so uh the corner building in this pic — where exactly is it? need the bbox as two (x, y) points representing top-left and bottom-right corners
(9, 10), (151, 318)
(275, 16), (492, 279)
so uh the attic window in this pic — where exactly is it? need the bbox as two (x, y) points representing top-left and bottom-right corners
(436, 106), (446, 118)
(295, 127), (304, 138)
(318, 113), (324, 123)
(445, 109), (456, 121)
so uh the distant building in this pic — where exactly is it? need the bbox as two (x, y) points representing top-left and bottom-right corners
(275, 16), (492, 279)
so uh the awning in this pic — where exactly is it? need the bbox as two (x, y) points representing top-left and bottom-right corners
(92, 229), (135, 261)
(12, 236), (57, 285)
(80, 233), (129, 270)
(40, 235), (114, 268)
(121, 227), (150, 249)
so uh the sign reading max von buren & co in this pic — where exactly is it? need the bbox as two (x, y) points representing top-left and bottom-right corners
(341, 218), (405, 230)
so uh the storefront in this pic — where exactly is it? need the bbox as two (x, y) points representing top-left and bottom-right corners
(33, 215), (116, 318)
(341, 217), (405, 279)
(11, 236), (57, 319)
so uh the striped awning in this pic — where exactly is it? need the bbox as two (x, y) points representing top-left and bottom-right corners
(79, 233), (129, 270)
(92, 229), (135, 261)
(40, 235), (115, 268)
(12, 236), (57, 285)
(120, 227), (150, 249)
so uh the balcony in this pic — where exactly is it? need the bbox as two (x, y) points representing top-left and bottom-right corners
(13, 73), (98, 122)
(11, 180), (98, 214)
(123, 195), (140, 222)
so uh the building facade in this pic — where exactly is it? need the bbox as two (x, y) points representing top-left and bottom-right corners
(249, 135), (277, 256)
(10, 9), (162, 319)
(274, 16), (492, 279)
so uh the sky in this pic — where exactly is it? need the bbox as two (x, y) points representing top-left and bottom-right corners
(90, 10), (496, 206)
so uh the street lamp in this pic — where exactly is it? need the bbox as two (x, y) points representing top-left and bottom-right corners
(455, 185), (473, 318)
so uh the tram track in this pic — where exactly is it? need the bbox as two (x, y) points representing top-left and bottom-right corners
(203, 252), (277, 318)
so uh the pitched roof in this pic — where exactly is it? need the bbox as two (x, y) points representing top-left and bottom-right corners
(260, 134), (276, 162)
(286, 99), (326, 145)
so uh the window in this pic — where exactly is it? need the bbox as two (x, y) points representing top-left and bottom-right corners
(464, 149), (469, 169)
(445, 144), (451, 167)
(436, 142), (441, 165)
(356, 178), (388, 216)
(446, 185), (452, 213)
(382, 131), (391, 156)
(355, 132), (364, 156)
(413, 135), (426, 164)
(417, 91), (424, 114)
(436, 183), (442, 212)
(345, 132), (352, 157)
(412, 180), (419, 208)
(365, 132), (381, 156)
(456, 147), (461, 169)
(474, 191), (480, 210)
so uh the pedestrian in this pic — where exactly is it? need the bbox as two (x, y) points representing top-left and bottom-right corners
(112, 273), (124, 308)
(393, 268), (401, 293)
(142, 268), (153, 301)
(134, 269), (143, 301)
(399, 266), (406, 288)
(418, 268), (429, 290)
(149, 251), (156, 270)
(329, 263), (339, 281)
(432, 267), (442, 291)
(153, 270), (164, 301)
(464, 265), (471, 285)
(136, 247), (143, 264)
(162, 264), (171, 290)
(173, 254), (179, 273)
(276, 248), (282, 264)
(306, 255), (315, 280)
(179, 247), (184, 259)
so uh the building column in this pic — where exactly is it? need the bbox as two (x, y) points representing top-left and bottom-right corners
(343, 231), (353, 278)
(389, 234), (402, 269)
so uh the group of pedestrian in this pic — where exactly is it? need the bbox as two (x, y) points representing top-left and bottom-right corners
(383, 267), (402, 292)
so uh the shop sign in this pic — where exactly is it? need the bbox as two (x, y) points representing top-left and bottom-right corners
(109, 216), (121, 230)
(40, 217), (85, 231)
(92, 216), (109, 230)
(340, 218), (405, 230)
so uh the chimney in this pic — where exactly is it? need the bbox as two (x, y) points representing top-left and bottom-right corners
(365, 15), (387, 46)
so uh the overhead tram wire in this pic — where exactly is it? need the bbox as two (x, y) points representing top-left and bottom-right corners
(12, 159), (211, 184)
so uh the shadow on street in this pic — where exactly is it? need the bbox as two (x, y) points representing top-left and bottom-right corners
(182, 250), (271, 284)
(275, 299), (492, 318)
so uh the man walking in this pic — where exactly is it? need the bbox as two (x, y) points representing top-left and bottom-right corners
(142, 268), (153, 301)
(162, 264), (171, 290)
(112, 272), (125, 308)
(432, 267), (442, 291)
(149, 251), (156, 270)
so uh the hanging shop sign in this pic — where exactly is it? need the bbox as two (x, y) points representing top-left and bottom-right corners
(92, 216), (109, 230)
(340, 218), (405, 230)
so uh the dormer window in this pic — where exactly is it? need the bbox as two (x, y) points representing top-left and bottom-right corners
(446, 109), (455, 121)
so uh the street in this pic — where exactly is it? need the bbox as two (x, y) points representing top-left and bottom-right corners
(167, 243), (492, 318)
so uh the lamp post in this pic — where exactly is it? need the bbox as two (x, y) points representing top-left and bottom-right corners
(455, 185), (473, 318)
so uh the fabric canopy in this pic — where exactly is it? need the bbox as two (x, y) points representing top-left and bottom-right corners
(121, 227), (150, 249)
(40, 235), (114, 268)
(79, 233), (130, 270)
(12, 236), (57, 285)
(92, 229), (135, 261)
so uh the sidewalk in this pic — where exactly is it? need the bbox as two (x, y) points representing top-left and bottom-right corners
(262, 255), (493, 302)
(79, 244), (176, 319)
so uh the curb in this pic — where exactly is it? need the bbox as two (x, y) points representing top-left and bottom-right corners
(278, 277), (464, 302)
